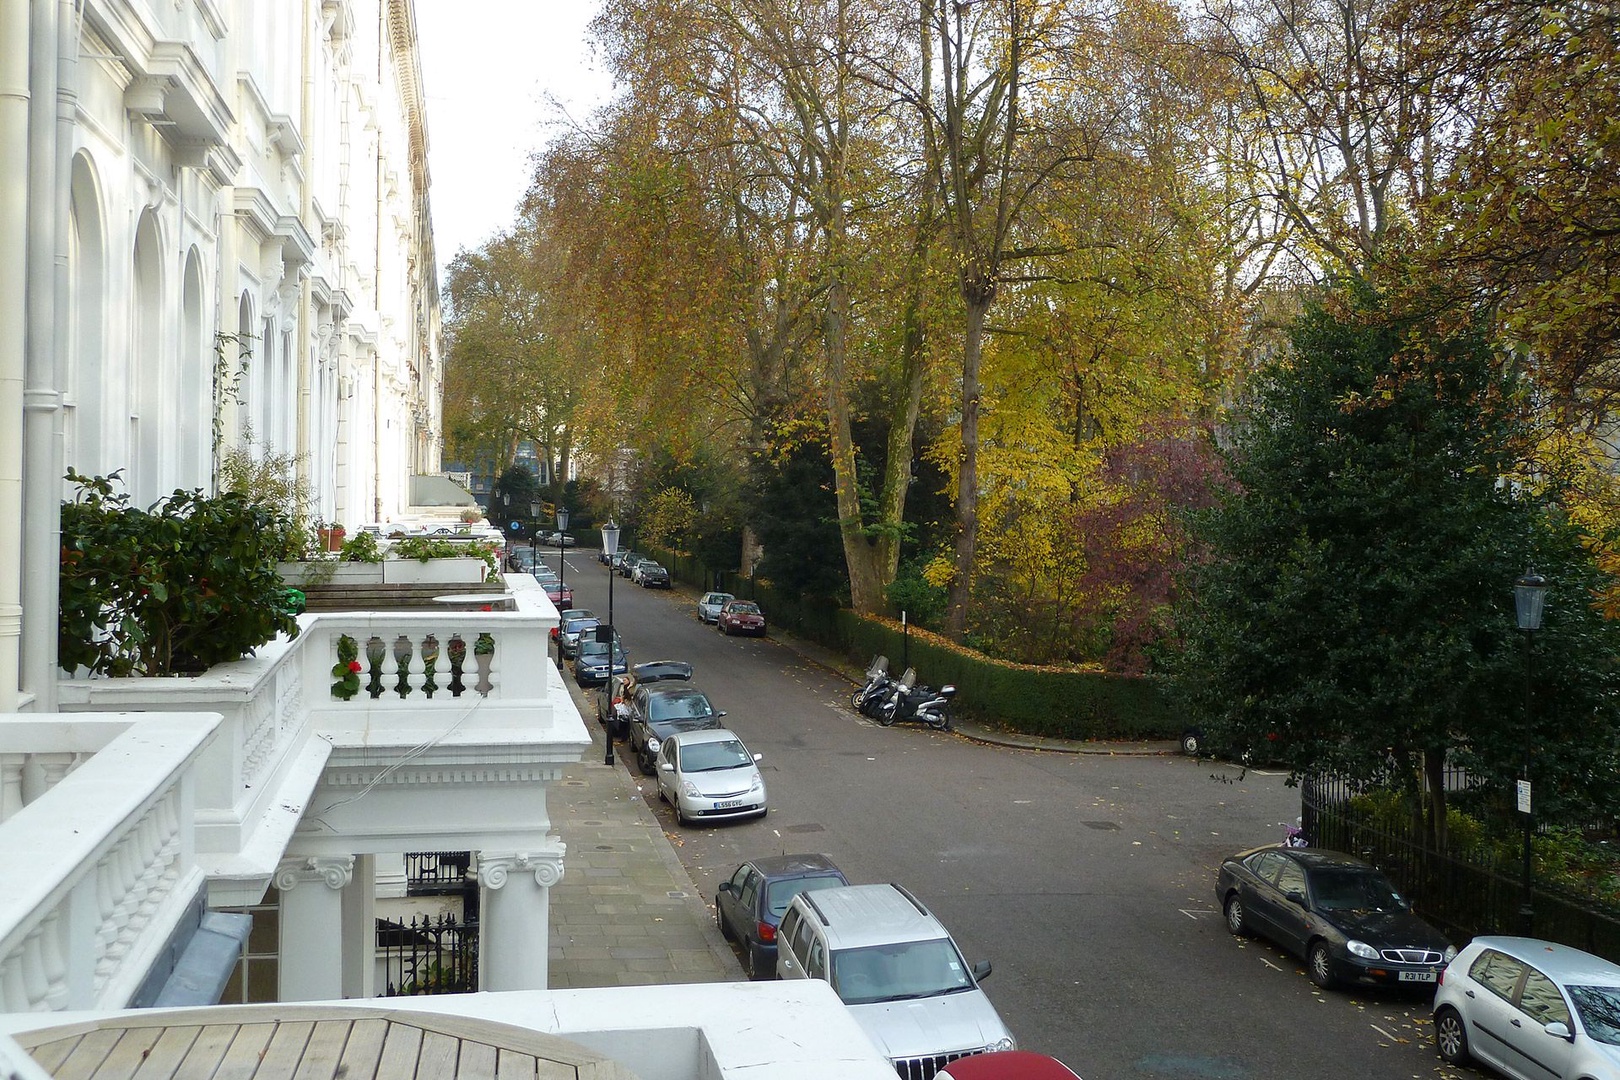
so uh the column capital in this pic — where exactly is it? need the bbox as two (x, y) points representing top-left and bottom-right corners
(274, 854), (355, 892)
(476, 847), (565, 890)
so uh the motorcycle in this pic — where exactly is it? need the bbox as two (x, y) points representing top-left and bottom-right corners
(851, 656), (894, 719)
(876, 668), (956, 731)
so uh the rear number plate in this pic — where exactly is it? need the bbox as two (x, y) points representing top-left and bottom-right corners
(1399, 971), (1437, 983)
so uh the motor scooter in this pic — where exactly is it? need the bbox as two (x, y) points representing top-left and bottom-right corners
(851, 656), (894, 718)
(876, 668), (956, 731)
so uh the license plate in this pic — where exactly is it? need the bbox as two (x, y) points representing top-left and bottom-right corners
(1398, 971), (1437, 983)
(715, 799), (744, 809)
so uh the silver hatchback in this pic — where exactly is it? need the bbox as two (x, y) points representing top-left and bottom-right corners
(1433, 936), (1620, 1080)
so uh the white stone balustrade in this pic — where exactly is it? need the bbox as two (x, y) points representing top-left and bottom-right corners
(0, 715), (217, 1013)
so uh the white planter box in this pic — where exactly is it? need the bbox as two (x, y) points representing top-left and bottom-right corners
(277, 562), (385, 586)
(383, 557), (488, 584)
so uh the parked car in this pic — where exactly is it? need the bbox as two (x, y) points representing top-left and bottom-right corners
(654, 728), (767, 825)
(615, 551), (645, 577)
(715, 854), (850, 979)
(717, 599), (766, 636)
(1215, 845), (1455, 989)
(597, 660), (695, 729)
(1433, 936), (1620, 1080)
(505, 548), (536, 573)
(634, 561), (671, 588)
(939, 1053), (1083, 1079)
(557, 612), (600, 660)
(697, 591), (735, 623)
(543, 580), (574, 608)
(539, 531), (576, 546)
(628, 683), (726, 775)
(776, 883), (1016, 1073)
(573, 634), (628, 686)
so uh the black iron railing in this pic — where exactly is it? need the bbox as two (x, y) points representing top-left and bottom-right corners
(377, 912), (478, 996)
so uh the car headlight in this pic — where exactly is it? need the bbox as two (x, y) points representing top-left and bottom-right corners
(1347, 940), (1379, 960)
(988, 1036), (1016, 1053)
(1444, 945), (1458, 962)
(645, 737), (660, 755)
(748, 774), (763, 793)
(681, 780), (702, 799)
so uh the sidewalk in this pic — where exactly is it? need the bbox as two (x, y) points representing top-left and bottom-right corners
(543, 619), (1177, 990)
(546, 715), (738, 988)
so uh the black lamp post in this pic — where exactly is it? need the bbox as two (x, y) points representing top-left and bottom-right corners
(601, 520), (620, 638)
(529, 501), (540, 572)
(556, 507), (570, 594)
(1513, 569), (1547, 936)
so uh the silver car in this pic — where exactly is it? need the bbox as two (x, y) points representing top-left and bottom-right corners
(697, 591), (734, 623)
(1434, 935), (1620, 1080)
(654, 728), (766, 825)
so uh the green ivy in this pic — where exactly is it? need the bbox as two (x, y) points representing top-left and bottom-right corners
(391, 536), (498, 577)
(331, 634), (361, 699)
(59, 470), (301, 676)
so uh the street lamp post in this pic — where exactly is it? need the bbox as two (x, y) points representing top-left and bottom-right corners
(529, 501), (540, 572)
(556, 507), (570, 594)
(1513, 570), (1547, 936)
(601, 520), (620, 638)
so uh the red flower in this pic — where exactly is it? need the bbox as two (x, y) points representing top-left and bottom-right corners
(347, 660), (362, 673)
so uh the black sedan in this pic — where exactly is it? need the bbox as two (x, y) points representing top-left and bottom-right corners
(627, 683), (725, 774)
(714, 854), (849, 979)
(1215, 846), (1456, 990)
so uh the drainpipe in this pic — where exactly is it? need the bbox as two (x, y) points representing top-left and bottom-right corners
(295, 0), (314, 508)
(0, 0), (29, 711)
(19, 0), (64, 713)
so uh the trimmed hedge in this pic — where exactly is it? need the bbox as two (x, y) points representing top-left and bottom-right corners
(644, 546), (1175, 742)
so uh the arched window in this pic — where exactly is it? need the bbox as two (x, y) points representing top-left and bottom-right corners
(180, 249), (207, 488)
(132, 211), (165, 506)
(66, 155), (105, 486)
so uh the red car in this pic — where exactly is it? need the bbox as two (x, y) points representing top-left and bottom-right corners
(716, 599), (766, 636)
(544, 580), (574, 608)
(939, 1052), (1082, 1079)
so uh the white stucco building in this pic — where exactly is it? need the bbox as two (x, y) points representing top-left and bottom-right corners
(0, 3), (890, 1076)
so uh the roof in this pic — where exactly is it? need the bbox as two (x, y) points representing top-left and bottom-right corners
(939, 1051), (1083, 1079)
(1469, 936), (1620, 984)
(667, 728), (746, 748)
(13, 1005), (638, 1080)
(746, 853), (844, 879)
(795, 884), (948, 950)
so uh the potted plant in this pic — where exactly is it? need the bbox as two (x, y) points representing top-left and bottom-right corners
(317, 520), (347, 552)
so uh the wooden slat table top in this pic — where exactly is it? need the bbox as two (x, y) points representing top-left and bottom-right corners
(13, 1005), (640, 1080)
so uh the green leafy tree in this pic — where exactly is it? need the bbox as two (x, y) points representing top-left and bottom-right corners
(1164, 289), (1620, 843)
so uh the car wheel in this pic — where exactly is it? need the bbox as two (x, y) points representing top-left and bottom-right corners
(716, 904), (730, 940)
(675, 804), (689, 827)
(636, 752), (653, 777)
(746, 944), (766, 980)
(1307, 940), (1337, 989)
(1434, 1007), (1471, 1066)
(1181, 730), (1201, 756)
(1223, 894), (1248, 936)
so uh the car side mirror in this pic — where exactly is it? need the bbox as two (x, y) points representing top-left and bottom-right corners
(658, 762), (674, 773)
(753, 753), (764, 762)
(972, 960), (992, 981)
(717, 710), (728, 718)
(1286, 890), (1307, 907)
(718, 882), (735, 897)
(1544, 1021), (1573, 1042)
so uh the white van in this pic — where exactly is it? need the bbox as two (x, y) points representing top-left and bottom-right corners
(776, 883), (1015, 1078)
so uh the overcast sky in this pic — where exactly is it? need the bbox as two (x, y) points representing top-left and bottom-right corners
(415, 1), (613, 283)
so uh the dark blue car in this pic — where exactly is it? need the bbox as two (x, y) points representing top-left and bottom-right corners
(714, 854), (850, 979)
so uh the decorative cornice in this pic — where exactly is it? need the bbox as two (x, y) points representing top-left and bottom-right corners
(274, 855), (355, 892)
(318, 763), (565, 787)
(476, 850), (564, 890)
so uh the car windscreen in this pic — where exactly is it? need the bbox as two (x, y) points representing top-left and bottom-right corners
(764, 875), (846, 919)
(831, 938), (974, 1005)
(647, 691), (715, 722)
(678, 738), (752, 772)
(1569, 985), (1620, 1044)
(564, 619), (598, 634)
(729, 603), (761, 615)
(650, 716), (722, 739)
(1308, 868), (1404, 912)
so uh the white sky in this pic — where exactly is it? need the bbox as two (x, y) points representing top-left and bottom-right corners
(415, 1), (613, 283)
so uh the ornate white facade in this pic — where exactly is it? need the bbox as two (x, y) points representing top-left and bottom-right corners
(0, 0), (442, 715)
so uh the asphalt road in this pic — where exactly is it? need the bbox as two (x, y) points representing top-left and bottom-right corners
(553, 552), (1483, 1080)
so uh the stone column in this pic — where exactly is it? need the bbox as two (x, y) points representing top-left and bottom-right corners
(275, 855), (353, 1002)
(340, 854), (375, 999)
(476, 846), (564, 991)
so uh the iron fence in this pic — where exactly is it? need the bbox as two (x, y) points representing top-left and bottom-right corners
(377, 913), (478, 996)
(405, 851), (473, 894)
(1302, 772), (1620, 961)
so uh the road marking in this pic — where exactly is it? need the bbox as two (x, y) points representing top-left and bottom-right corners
(1369, 1023), (1397, 1042)
(1180, 908), (1218, 920)
(1259, 957), (1282, 971)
